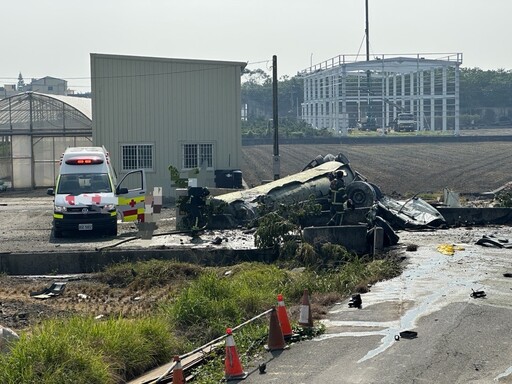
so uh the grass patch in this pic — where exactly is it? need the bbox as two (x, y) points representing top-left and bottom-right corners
(98, 259), (202, 290)
(0, 316), (184, 383)
(160, 263), (290, 343)
(0, 254), (401, 382)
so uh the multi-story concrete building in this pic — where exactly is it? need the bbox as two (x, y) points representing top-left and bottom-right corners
(301, 53), (463, 135)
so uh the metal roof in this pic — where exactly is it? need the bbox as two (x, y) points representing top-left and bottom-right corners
(0, 92), (92, 134)
(301, 53), (463, 76)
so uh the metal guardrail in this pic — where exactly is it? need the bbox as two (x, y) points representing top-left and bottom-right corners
(149, 308), (275, 383)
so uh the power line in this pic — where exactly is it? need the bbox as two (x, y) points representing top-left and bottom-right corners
(0, 59), (271, 84)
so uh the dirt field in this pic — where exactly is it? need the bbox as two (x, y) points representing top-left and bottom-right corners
(241, 134), (512, 196)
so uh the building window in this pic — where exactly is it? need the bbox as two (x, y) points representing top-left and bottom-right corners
(121, 144), (154, 171)
(182, 143), (213, 170)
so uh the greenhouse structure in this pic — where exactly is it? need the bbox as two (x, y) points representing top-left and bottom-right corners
(0, 92), (92, 189)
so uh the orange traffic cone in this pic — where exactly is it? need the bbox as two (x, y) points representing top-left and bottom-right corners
(276, 294), (293, 340)
(298, 289), (313, 328)
(224, 328), (248, 381)
(172, 355), (185, 384)
(265, 307), (287, 351)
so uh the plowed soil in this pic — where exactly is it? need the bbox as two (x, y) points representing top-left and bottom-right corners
(241, 139), (512, 196)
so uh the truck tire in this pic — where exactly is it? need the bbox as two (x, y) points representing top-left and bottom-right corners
(369, 182), (384, 200)
(347, 181), (376, 208)
(54, 228), (63, 239)
(108, 223), (118, 237)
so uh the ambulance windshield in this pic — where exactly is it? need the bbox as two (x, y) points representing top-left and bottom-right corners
(57, 174), (111, 194)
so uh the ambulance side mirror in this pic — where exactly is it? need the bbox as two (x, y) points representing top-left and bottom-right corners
(116, 187), (129, 195)
(47, 188), (54, 196)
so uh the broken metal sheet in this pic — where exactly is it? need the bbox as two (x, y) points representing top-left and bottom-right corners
(210, 161), (355, 226)
(30, 282), (67, 300)
(475, 236), (512, 248)
(377, 195), (446, 229)
(443, 188), (461, 208)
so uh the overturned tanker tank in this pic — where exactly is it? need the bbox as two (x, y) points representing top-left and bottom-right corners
(207, 153), (446, 236)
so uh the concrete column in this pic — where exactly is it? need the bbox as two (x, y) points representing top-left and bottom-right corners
(385, 74), (390, 126)
(303, 78), (308, 124)
(381, 73), (385, 132)
(357, 74), (362, 122)
(430, 69), (435, 131)
(419, 71), (424, 131)
(410, 73), (414, 113)
(454, 64), (460, 135)
(341, 67), (348, 136)
(393, 74), (397, 121)
(442, 67), (447, 131)
(401, 74), (406, 111)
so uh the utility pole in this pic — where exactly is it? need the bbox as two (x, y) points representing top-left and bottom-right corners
(365, 0), (370, 63)
(365, 0), (374, 129)
(272, 55), (280, 180)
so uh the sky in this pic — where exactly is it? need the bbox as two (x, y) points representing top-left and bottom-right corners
(2, 0), (511, 93)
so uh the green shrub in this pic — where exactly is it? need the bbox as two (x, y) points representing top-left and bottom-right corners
(495, 190), (512, 207)
(254, 212), (297, 249)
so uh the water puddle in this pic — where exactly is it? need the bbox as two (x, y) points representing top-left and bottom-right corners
(494, 365), (512, 382)
(316, 240), (488, 363)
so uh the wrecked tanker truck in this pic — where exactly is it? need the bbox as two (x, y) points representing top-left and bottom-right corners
(177, 153), (446, 250)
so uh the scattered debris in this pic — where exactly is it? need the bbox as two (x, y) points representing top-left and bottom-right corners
(470, 289), (486, 299)
(211, 236), (223, 245)
(406, 244), (418, 252)
(377, 195), (446, 230)
(476, 235), (512, 248)
(348, 294), (362, 309)
(503, 273), (512, 278)
(0, 326), (19, 353)
(399, 330), (418, 339)
(29, 282), (67, 300)
(436, 244), (465, 256)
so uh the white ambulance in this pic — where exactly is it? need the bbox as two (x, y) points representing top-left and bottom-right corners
(47, 146), (146, 238)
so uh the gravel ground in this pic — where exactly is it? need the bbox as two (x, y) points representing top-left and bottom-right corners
(0, 189), (179, 254)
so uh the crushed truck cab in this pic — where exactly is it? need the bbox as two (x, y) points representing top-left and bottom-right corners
(47, 146), (146, 238)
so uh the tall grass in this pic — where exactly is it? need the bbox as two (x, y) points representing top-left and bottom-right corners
(284, 258), (401, 301)
(161, 263), (290, 342)
(0, 316), (184, 384)
(0, 257), (401, 383)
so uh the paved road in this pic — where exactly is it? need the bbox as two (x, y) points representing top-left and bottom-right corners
(243, 227), (512, 384)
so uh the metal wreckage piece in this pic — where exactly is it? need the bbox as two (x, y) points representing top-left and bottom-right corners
(180, 153), (446, 240)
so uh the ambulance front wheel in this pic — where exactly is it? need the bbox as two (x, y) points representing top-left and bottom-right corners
(53, 228), (63, 239)
(108, 223), (118, 237)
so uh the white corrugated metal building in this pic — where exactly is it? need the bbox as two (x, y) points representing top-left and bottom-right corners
(91, 53), (246, 197)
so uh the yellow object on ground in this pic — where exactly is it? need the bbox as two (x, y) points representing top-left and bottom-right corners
(437, 244), (465, 256)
